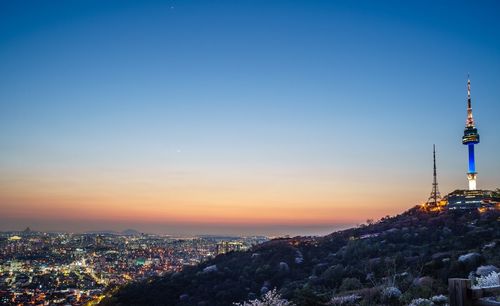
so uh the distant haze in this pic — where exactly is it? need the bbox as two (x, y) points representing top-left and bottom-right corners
(1, 217), (354, 237)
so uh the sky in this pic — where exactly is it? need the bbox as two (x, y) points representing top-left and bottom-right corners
(1, 1), (500, 236)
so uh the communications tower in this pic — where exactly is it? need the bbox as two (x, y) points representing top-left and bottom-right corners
(462, 77), (480, 190)
(427, 144), (441, 206)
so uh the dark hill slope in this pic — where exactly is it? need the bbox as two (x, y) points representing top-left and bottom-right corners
(100, 208), (500, 306)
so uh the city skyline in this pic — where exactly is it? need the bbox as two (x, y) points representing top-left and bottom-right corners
(2, 1), (500, 236)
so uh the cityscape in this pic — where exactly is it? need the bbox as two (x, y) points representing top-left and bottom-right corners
(0, 229), (267, 305)
(1, 1), (500, 305)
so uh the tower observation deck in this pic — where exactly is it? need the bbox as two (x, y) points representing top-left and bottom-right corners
(462, 77), (480, 190)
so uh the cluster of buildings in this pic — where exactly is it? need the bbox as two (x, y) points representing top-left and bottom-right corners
(423, 77), (500, 211)
(0, 230), (267, 305)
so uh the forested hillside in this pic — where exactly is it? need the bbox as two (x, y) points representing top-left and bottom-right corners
(100, 208), (500, 306)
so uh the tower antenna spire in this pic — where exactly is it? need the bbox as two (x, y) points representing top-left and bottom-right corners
(466, 75), (474, 127)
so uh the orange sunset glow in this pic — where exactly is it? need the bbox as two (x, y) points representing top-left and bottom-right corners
(1, 161), (425, 235)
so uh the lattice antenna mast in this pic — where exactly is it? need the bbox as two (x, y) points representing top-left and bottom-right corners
(427, 144), (441, 206)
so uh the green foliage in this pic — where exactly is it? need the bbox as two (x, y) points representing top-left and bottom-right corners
(339, 278), (362, 292)
(100, 209), (500, 306)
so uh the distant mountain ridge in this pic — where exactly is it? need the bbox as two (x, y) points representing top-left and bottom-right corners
(83, 229), (142, 235)
(121, 229), (142, 236)
(100, 207), (500, 306)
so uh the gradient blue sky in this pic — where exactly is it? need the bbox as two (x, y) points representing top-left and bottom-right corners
(1, 1), (500, 235)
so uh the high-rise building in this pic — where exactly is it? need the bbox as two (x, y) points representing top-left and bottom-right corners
(462, 77), (480, 190)
(215, 241), (244, 255)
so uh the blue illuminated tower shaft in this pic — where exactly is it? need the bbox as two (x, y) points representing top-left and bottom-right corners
(468, 144), (475, 174)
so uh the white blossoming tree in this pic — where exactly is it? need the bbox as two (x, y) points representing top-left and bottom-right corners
(233, 289), (295, 306)
(382, 286), (401, 299)
(328, 294), (361, 305)
(472, 271), (500, 289)
(430, 294), (448, 305)
(408, 298), (434, 306)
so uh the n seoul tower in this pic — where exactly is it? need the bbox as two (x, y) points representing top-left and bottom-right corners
(462, 77), (480, 190)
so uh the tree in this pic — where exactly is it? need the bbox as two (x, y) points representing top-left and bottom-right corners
(233, 289), (295, 306)
(339, 278), (362, 292)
